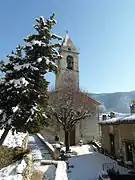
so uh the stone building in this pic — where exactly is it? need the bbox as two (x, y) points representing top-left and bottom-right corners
(99, 101), (135, 167)
(41, 32), (100, 144)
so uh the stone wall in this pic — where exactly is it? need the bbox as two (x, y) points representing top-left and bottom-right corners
(22, 133), (29, 149)
(22, 154), (34, 180)
(55, 50), (79, 90)
(79, 113), (99, 143)
(101, 125), (111, 152)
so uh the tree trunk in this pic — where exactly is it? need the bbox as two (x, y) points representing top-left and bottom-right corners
(0, 126), (10, 146)
(65, 130), (70, 152)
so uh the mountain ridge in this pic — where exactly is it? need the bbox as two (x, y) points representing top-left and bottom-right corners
(89, 90), (135, 113)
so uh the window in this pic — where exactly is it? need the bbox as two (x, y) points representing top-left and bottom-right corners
(67, 55), (73, 70)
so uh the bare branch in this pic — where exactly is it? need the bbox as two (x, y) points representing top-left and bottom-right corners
(48, 87), (98, 133)
(53, 112), (63, 124)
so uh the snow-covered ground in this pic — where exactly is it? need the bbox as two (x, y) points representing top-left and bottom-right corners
(3, 130), (27, 148)
(2, 132), (129, 180)
(0, 160), (25, 180)
(0, 130), (27, 180)
(68, 145), (128, 180)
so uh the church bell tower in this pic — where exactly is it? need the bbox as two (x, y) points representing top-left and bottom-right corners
(55, 31), (79, 90)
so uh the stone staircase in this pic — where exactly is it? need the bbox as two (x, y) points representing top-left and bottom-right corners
(27, 134), (68, 180)
(28, 134), (52, 161)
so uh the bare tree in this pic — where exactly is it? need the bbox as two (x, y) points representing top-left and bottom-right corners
(48, 87), (97, 152)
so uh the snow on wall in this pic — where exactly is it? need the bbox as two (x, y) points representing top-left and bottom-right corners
(40, 160), (68, 180)
(55, 161), (68, 180)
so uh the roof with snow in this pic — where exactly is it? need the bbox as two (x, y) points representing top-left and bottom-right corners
(99, 113), (135, 125)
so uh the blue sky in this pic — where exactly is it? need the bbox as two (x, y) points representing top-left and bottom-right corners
(1, 0), (135, 93)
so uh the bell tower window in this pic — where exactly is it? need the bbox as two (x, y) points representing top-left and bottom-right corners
(67, 55), (73, 70)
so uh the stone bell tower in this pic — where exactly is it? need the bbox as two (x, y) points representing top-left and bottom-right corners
(55, 31), (79, 90)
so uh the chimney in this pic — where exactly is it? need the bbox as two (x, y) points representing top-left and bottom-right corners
(102, 115), (107, 121)
(130, 100), (135, 114)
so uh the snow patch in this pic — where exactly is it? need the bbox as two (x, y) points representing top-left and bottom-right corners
(37, 57), (42, 63)
(3, 130), (27, 148)
(0, 160), (26, 180)
(55, 161), (68, 180)
(12, 105), (19, 113)
(32, 40), (42, 46)
(9, 77), (29, 88)
(16, 159), (26, 174)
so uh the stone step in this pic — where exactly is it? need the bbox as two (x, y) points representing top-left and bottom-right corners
(28, 134), (52, 161)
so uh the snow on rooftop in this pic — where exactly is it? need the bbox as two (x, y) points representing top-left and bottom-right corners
(99, 113), (135, 124)
(122, 113), (135, 121)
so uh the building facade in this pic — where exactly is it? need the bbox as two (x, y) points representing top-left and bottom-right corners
(99, 102), (135, 167)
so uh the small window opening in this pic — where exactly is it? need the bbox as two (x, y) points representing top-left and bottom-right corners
(67, 55), (73, 70)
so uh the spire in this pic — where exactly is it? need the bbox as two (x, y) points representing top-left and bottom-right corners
(62, 31), (70, 46)
(60, 31), (79, 53)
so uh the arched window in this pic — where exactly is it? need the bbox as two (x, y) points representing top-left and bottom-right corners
(67, 55), (74, 70)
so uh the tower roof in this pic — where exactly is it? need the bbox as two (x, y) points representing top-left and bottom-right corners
(62, 31), (71, 46)
(61, 31), (77, 52)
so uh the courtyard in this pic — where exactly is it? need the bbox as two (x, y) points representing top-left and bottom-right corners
(67, 145), (128, 180)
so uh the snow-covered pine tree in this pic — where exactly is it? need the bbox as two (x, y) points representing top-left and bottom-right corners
(21, 14), (62, 132)
(0, 14), (62, 144)
(0, 46), (28, 144)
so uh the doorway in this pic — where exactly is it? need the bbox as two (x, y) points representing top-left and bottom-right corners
(109, 134), (115, 155)
(125, 142), (133, 162)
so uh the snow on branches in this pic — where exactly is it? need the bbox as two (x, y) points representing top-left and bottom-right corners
(0, 14), (62, 136)
(24, 14), (62, 75)
(48, 87), (96, 132)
